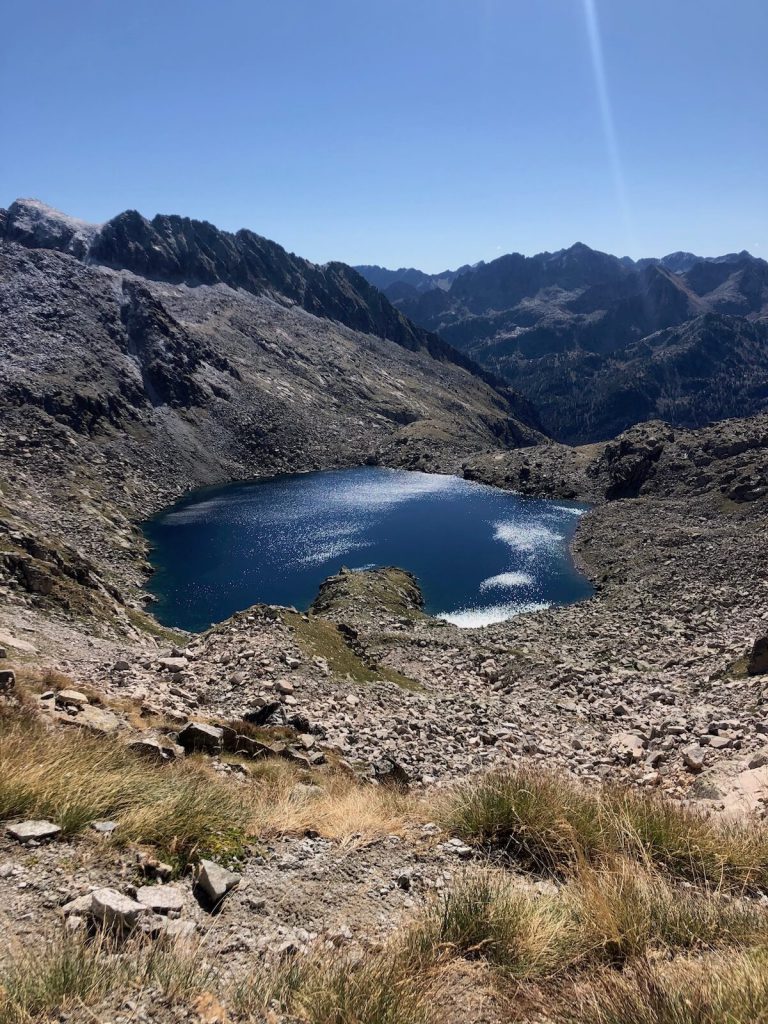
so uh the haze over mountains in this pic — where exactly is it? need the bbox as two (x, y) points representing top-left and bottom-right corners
(356, 245), (768, 443)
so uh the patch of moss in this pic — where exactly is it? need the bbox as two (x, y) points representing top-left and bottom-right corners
(281, 610), (421, 691)
(126, 608), (190, 646)
(310, 566), (425, 622)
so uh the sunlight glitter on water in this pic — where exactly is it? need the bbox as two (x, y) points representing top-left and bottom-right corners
(144, 468), (592, 632)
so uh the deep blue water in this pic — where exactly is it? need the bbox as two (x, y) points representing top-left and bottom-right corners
(143, 467), (593, 632)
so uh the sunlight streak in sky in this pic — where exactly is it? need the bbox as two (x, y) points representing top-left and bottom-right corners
(582, 0), (635, 251)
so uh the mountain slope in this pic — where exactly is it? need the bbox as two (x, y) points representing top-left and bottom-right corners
(0, 200), (545, 597)
(2, 199), (512, 391)
(509, 314), (768, 444)
(356, 245), (768, 441)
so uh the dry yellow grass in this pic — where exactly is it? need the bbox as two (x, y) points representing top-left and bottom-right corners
(0, 931), (209, 1024)
(0, 709), (250, 866)
(556, 950), (768, 1024)
(248, 764), (420, 847)
(442, 765), (768, 891)
(0, 698), (420, 863)
(567, 859), (768, 965)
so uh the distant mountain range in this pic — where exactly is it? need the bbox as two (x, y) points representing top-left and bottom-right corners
(355, 245), (768, 443)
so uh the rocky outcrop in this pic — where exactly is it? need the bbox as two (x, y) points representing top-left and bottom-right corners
(0, 514), (123, 619)
(463, 412), (768, 505)
(587, 423), (674, 500)
(310, 566), (425, 621)
(748, 636), (768, 676)
(118, 279), (239, 409)
(2, 198), (99, 259)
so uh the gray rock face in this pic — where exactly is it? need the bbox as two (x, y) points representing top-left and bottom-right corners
(62, 892), (96, 916)
(0, 198), (541, 440)
(135, 885), (185, 913)
(748, 749), (768, 770)
(7, 820), (61, 842)
(177, 722), (224, 754)
(56, 704), (122, 735)
(128, 737), (167, 761)
(747, 635), (768, 676)
(196, 859), (241, 903)
(89, 888), (147, 930)
(4, 199), (100, 259)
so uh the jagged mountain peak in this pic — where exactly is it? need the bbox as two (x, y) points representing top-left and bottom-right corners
(4, 197), (101, 259)
(1, 197), (507, 386)
(1, 196), (543, 442)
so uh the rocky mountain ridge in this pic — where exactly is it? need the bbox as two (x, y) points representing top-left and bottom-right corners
(356, 244), (768, 442)
(0, 199), (517, 394)
(0, 199), (544, 553)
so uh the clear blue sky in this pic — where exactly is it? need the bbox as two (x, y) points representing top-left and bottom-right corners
(1, 0), (766, 271)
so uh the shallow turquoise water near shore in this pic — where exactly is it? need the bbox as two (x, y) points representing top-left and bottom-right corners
(143, 467), (593, 632)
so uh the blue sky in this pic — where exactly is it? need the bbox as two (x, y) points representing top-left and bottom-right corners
(1, 0), (766, 271)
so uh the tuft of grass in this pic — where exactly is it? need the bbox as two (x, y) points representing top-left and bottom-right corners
(248, 765), (418, 848)
(611, 787), (768, 891)
(0, 710), (249, 867)
(442, 766), (768, 891)
(297, 953), (432, 1024)
(0, 934), (120, 1024)
(441, 766), (610, 872)
(233, 947), (433, 1024)
(568, 861), (768, 966)
(556, 950), (768, 1024)
(406, 868), (578, 980)
(402, 863), (767, 984)
(0, 932), (209, 1024)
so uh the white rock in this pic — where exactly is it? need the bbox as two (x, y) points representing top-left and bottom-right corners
(135, 884), (185, 913)
(7, 820), (61, 842)
(196, 859), (241, 903)
(89, 888), (146, 930)
(159, 656), (189, 672)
